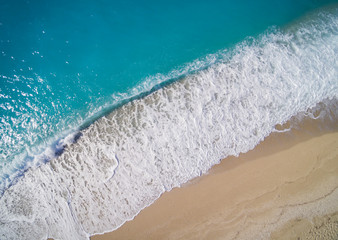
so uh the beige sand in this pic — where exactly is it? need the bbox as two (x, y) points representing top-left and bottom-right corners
(91, 128), (338, 240)
(270, 211), (338, 240)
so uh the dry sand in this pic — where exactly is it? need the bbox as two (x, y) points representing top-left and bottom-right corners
(91, 126), (338, 240)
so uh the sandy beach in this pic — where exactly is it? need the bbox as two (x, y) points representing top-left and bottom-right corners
(91, 121), (338, 240)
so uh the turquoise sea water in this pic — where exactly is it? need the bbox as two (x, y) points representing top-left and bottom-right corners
(1, 1), (338, 239)
(1, 0), (336, 192)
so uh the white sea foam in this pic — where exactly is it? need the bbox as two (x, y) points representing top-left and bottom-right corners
(0, 7), (337, 240)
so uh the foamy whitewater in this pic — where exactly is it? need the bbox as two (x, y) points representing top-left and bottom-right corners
(1, 7), (338, 240)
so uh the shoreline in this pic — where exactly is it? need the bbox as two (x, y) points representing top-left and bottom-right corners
(91, 125), (338, 239)
(1, 4), (337, 240)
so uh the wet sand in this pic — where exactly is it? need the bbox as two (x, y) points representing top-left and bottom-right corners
(91, 123), (338, 240)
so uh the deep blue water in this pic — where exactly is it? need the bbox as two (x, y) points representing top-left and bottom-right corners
(0, 0), (336, 192)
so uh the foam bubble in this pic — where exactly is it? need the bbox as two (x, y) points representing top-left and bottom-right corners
(0, 7), (337, 240)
